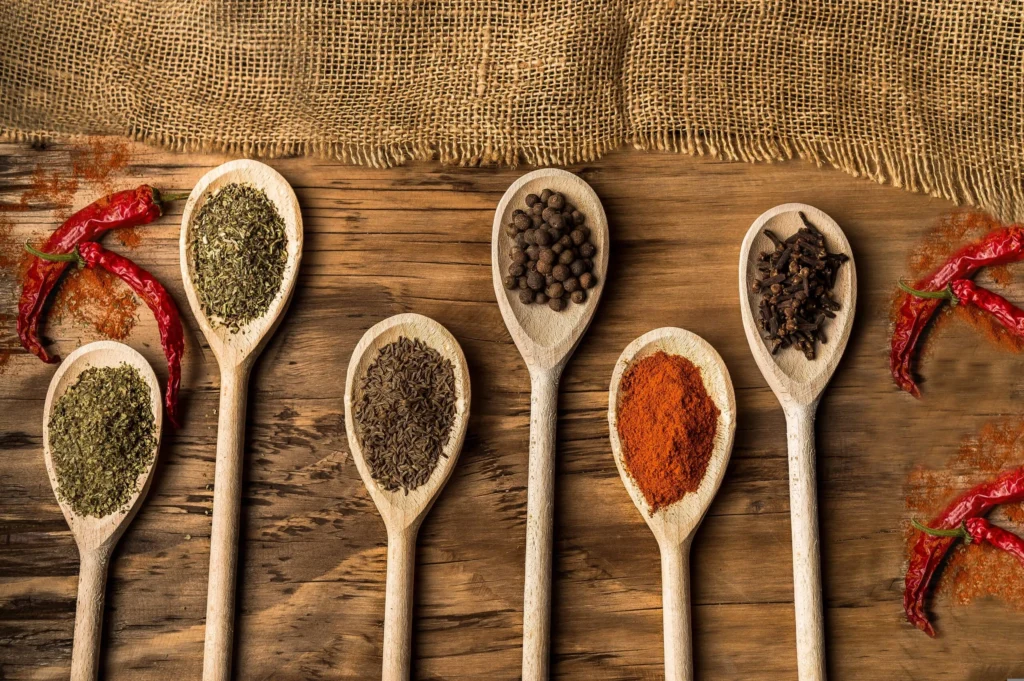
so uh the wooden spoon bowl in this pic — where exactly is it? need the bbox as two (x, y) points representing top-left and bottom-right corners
(179, 159), (304, 681)
(608, 327), (736, 681)
(737, 203), (857, 681)
(490, 168), (609, 681)
(43, 340), (163, 681)
(344, 313), (471, 681)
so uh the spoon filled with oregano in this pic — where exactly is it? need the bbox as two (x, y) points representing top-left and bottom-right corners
(179, 159), (304, 681)
(344, 313), (471, 681)
(42, 340), (163, 681)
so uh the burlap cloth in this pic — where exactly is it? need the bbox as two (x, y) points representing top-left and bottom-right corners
(2, 1), (1022, 220)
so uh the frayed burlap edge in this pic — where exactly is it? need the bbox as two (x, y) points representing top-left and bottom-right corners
(4, 126), (1020, 223)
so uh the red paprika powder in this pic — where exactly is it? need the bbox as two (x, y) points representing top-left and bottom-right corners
(616, 351), (720, 512)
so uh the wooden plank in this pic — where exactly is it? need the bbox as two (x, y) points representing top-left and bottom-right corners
(2, 139), (1024, 680)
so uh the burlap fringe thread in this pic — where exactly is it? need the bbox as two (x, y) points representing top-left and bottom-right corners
(4, 125), (1017, 223)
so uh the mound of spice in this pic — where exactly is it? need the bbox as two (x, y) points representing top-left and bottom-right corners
(187, 183), (287, 332)
(48, 363), (157, 518)
(752, 212), (849, 359)
(616, 351), (720, 513)
(354, 337), (456, 493)
(502, 188), (598, 311)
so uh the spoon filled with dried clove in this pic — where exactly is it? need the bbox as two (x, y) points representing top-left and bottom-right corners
(345, 313), (471, 681)
(180, 159), (303, 681)
(738, 204), (856, 681)
(42, 341), (163, 681)
(491, 168), (609, 681)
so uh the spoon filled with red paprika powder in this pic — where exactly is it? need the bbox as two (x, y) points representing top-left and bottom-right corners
(608, 327), (736, 681)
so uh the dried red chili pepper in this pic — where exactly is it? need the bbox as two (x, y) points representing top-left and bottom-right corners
(890, 226), (1024, 397)
(26, 242), (184, 428)
(17, 186), (180, 364)
(904, 466), (1024, 636)
(900, 279), (1024, 338)
(913, 517), (1024, 563)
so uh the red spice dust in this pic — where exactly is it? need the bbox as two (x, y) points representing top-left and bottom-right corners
(905, 418), (1024, 611)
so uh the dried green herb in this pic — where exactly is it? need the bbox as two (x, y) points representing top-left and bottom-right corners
(48, 364), (157, 518)
(354, 337), (456, 493)
(187, 182), (287, 332)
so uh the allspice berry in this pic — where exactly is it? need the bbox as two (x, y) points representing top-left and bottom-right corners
(506, 186), (601, 313)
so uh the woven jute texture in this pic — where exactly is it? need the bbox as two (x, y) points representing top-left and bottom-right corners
(2, 1), (1023, 220)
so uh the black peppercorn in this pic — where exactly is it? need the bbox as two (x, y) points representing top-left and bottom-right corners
(531, 214), (543, 228)
(504, 223), (518, 237)
(545, 275), (555, 286)
(579, 272), (596, 289)
(535, 292), (548, 304)
(563, 277), (579, 293)
(571, 289), (586, 304)
(524, 229), (537, 245)
(515, 233), (527, 250)
(526, 245), (539, 260)
(531, 202), (544, 216)
(572, 210), (585, 224)
(527, 270), (544, 290)
(503, 275), (516, 290)
(546, 282), (564, 298)
(558, 249), (575, 265)
(579, 242), (596, 258)
(539, 248), (556, 264)
(513, 212), (531, 230)
(511, 248), (527, 265)
(519, 289), (534, 304)
(547, 193), (565, 210)
(558, 235), (572, 248)
(540, 189), (553, 203)
(547, 212), (564, 230)
(570, 229), (586, 246)
(526, 260), (537, 271)
(525, 193), (540, 207)
(552, 264), (570, 281)
(535, 229), (552, 247)
(552, 242), (564, 255)
(548, 296), (565, 311)
(518, 276), (529, 290)
(536, 259), (553, 275)
(508, 263), (524, 277)
(570, 259), (586, 277)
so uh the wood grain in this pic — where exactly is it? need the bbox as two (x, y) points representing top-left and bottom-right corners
(3, 139), (1024, 680)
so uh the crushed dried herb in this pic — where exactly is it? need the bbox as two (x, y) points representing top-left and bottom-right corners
(354, 337), (456, 493)
(48, 363), (157, 518)
(187, 183), (287, 332)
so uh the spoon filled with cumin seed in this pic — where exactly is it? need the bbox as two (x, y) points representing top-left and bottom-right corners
(344, 313), (471, 681)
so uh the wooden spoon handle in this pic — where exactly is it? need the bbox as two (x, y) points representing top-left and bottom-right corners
(660, 539), (693, 681)
(784, 402), (826, 681)
(70, 549), (110, 681)
(382, 526), (418, 681)
(203, 367), (250, 681)
(521, 367), (560, 681)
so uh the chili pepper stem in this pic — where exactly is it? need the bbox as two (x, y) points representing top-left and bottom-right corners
(156, 191), (191, 202)
(25, 242), (85, 268)
(898, 280), (958, 305)
(912, 518), (971, 543)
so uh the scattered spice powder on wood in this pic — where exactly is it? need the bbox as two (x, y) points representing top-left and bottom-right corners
(905, 418), (1024, 612)
(616, 351), (719, 513)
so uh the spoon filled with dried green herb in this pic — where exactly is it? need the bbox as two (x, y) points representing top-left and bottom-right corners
(42, 340), (162, 681)
(345, 313), (471, 681)
(179, 159), (303, 681)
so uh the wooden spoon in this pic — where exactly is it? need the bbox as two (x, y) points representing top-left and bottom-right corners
(344, 313), (471, 681)
(607, 328), (736, 681)
(179, 159), (304, 681)
(738, 203), (856, 681)
(490, 168), (609, 681)
(42, 340), (163, 681)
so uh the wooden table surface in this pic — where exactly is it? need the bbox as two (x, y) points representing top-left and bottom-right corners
(2, 139), (1024, 681)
